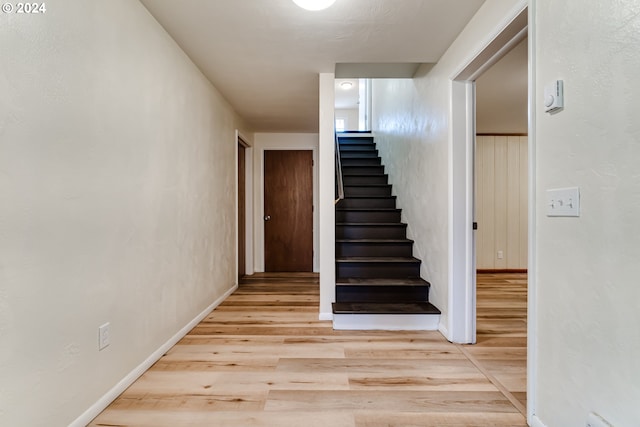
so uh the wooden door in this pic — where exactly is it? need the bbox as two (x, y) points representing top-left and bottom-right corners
(264, 150), (313, 272)
(238, 143), (246, 279)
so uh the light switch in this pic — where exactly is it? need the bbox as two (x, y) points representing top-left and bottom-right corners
(547, 187), (580, 217)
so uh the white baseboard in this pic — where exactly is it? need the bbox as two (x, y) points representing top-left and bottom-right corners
(318, 312), (333, 321)
(438, 322), (449, 339)
(70, 284), (238, 427)
(531, 415), (548, 427)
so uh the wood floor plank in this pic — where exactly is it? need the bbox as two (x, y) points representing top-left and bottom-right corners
(90, 272), (527, 426)
(264, 390), (518, 413)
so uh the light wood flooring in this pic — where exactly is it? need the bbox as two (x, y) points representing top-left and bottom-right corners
(91, 272), (527, 427)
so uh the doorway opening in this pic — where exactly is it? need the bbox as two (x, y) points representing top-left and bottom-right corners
(447, 2), (535, 416)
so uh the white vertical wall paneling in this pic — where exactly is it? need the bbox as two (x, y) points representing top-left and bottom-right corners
(476, 135), (528, 269)
(494, 136), (508, 269)
(506, 136), (521, 268)
(519, 136), (528, 268)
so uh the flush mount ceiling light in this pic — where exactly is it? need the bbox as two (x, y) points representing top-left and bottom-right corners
(340, 81), (353, 90)
(292, 0), (337, 11)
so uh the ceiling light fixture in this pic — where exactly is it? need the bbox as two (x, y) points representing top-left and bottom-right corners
(340, 81), (353, 90)
(292, 0), (337, 11)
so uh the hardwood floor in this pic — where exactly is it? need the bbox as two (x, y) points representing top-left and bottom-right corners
(90, 272), (527, 427)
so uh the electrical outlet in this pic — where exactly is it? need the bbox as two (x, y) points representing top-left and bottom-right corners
(98, 322), (110, 351)
(497, 250), (504, 259)
(586, 412), (612, 427)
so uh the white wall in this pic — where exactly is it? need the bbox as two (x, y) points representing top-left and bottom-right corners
(476, 37), (528, 134)
(476, 135), (528, 270)
(252, 133), (319, 273)
(335, 108), (359, 131)
(533, 0), (640, 425)
(371, 0), (527, 335)
(0, 1), (251, 425)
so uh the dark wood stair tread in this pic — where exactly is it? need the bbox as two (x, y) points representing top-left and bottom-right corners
(332, 302), (441, 315)
(336, 208), (400, 212)
(336, 256), (421, 263)
(336, 238), (413, 243)
(336, 222), (407, 227)
(336, 277), (429, 286)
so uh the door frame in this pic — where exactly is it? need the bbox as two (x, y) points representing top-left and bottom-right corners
(253, 136), (319, 273)
(448, 2), (536, 423)
(236, 130), (254, 281)
(263, 149), (314, 272)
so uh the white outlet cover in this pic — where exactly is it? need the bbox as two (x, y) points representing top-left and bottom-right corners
(99, 322), (110, 350)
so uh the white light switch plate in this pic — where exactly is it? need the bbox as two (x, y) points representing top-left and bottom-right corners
(547, 187), (580, 217)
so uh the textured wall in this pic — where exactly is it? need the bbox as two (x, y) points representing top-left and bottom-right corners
(372, 0), (526, 332)
(534, 0), (640, 425)
(0, 1), (249, 425)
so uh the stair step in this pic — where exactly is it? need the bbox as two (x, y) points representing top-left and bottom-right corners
(340, 151), (379, 159)
(337, 196), (396, 209)
(344, 185), (392, 197)
(336, 239), (413, 257)
(336, 277), (430, 286)
(343, 174), (388, 185)
(332, 302), (440, 315)
(341, 158), (381, 166)
(342, 166), (385, 175)
(332, 302), (441, 330)
(339, 144), (377, 151)
(338, 136), (374, 144)
(336, 257), (421, 279)
(336, 208), (401, 223)
(336, 277), (430, 303)
(336, 223), (406, 239)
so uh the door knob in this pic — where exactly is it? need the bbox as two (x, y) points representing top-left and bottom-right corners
(264, 215), (271, 221)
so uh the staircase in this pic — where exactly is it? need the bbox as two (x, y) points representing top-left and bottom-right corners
(333, 132), (441, 330)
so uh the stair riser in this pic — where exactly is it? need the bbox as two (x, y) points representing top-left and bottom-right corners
(336, 198), (396, 209)
(342, 166), (385, 175)
(336, 225), (406, 239)
(340, 144), (376, 151)
(344, 186), (392, 197)
(341, 152), (379, 159)
(341, 158), (381, 166)
(338, 137), (374, 144)
(343, 175), (388, 185)
(336, 242), (413, 257)
(336, 262), (421, 279)
(336, 210), (401, 223)
(336, 285), (428, 303)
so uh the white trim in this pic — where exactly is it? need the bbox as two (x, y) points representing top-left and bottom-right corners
(448, 80), (477, 344)
(333, 313), (440, 331)
(69, 284), (238, 427)
(319, 312), (333, 321)
(236, 130), (254, 277)
(531, 415), (548, 427)
(438, 322), (449, 339)
(448, 0), (528, 343)
(253, 138), (319, 273)
(527, 1), (538, 424)
(318, 73), (336, 317)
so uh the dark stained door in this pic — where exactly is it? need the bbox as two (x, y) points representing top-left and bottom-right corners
(264, 150), (313, 272)
(238, 143), (246, 279)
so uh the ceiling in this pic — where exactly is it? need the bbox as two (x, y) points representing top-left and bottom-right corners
(140, 0), (485, 133)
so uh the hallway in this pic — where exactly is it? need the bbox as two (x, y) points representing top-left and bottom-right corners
(91, 273), (527, 426)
